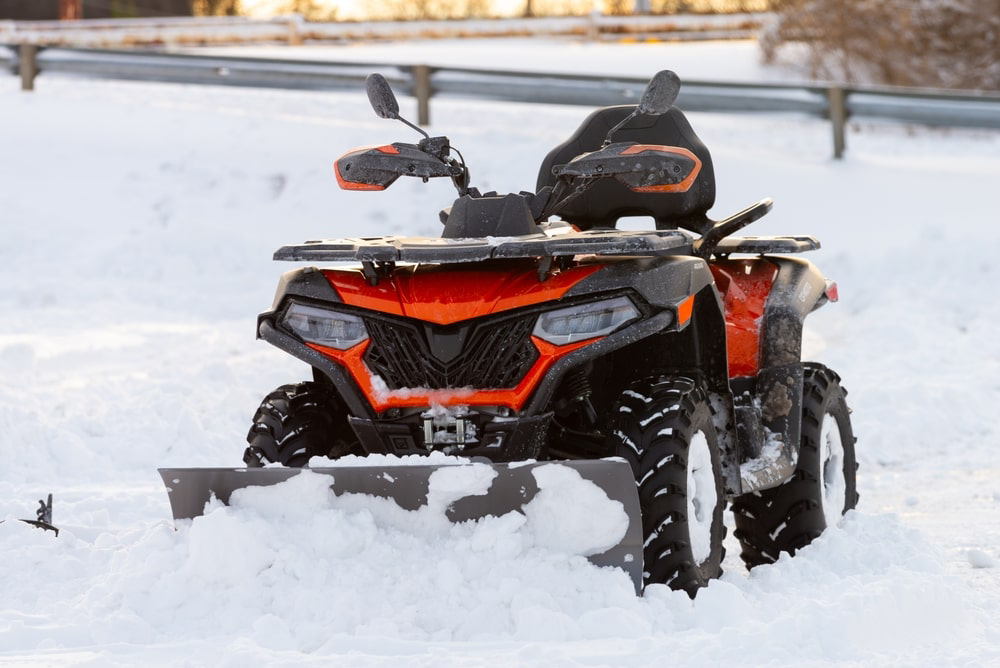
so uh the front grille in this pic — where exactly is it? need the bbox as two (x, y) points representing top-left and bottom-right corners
(363, 313), (538, 390)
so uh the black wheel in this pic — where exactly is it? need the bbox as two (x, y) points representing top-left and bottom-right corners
(732, 363), (859, 568)
(243, 381), (360, 468)
(608, 376), (726, 596)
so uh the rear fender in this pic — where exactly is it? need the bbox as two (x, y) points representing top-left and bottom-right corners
(737, 256), (831, 493)
(761, 257), (829, 368)
(758, 257), (830, 444)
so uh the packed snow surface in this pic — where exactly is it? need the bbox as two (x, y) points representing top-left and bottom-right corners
(3, 39), (1000, 666)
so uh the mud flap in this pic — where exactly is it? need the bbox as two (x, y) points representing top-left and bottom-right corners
(159, 459), (643, 594)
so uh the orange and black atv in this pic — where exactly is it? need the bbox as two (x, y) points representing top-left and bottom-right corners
(161, 71), (858, 597)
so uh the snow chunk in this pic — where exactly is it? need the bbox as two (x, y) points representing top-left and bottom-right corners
(369, 374), (475, 405)
(967, 549), (996, 569)
(523, 463), (629, 557)
(425, 461), (497, 512)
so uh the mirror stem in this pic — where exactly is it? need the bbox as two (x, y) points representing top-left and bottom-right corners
(395, 114), (430, 140)
(604, 110), (639, 146)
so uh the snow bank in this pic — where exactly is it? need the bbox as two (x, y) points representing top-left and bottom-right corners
(1, 502), (975, 662)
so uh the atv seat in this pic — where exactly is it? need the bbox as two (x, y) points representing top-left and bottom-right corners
(536, 105), (716, 234)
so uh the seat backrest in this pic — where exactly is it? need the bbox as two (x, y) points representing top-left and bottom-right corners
(536, 105), (716, 233)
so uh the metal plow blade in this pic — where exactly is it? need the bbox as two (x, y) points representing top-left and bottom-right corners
(159, 460), (643, 593)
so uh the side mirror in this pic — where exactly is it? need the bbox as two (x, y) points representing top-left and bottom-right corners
(637, 70), (680, 116)
(364, 72), (431, 140)
(366, 73), (400, 120)
(603, 70), (682, 144)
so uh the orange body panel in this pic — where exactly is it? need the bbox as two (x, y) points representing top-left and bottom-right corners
(710, 259), (778, 378)
(621, 144), (702, 193)
(334, 145), (399, 191)
(307, 262), (605, 411)
(307, 336), (598, 412)
(335, 167), (386, 191)
(323, 262), (602, 325)
(676, 294), (695, 327)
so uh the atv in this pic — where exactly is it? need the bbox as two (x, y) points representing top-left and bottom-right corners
(161, 71), (858, 596)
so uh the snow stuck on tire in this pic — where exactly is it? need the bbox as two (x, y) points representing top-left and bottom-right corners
(686, 431), (718, 564)
(819, 411), (848, 527)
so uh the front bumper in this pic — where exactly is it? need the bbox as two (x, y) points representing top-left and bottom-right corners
(347, 411), (553, 462)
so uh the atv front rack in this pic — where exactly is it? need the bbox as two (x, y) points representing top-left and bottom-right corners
(274, 230), (819, 265)
(274, 228), (693, 264)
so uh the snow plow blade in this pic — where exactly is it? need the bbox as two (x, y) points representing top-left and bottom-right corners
(159, 459), (643, 593)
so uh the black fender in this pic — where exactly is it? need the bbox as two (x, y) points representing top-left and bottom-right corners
(256, 267), (377, 420)
(559, 259), (740, 495)
(739, 256), (831, 493)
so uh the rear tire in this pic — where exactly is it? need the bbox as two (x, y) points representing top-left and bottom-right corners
(243, 382), (360, 468)
(731, 363), (859, 568)
(607, 376), (725, 596)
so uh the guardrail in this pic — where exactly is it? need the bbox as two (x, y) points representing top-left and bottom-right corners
(7, 46), (1000, 158)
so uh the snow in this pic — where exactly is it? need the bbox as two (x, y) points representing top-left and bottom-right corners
(195, 37), (801, 83)
(968, 549), (996, 570)
(522, 463), (629, 557)
(3, 38), (1000, 666)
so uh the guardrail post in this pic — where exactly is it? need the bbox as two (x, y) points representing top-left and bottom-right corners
(286, 14), (303, 46)
(413, 64), (432, 126)
(587, 10), (600, 41)
(19, 44), (38, 92)
(828, 86), (847, 159)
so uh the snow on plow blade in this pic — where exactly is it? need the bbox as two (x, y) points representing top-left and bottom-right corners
(159, 459), (643, 593)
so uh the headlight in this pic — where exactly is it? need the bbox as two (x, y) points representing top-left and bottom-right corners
(281, 302), (368, 350)
(533, 296), (640, 345)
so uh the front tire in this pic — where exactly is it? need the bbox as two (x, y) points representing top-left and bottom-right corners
(243, 382), (360, 467)
(608, 376), (725, 596)
(731, 363), (859, 568)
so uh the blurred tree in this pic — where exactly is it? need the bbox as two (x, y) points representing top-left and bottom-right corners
(516, 0), (775, 17)
(652, 0), (693, 11)
(110, 0), (137, 17)
(60, 0), (82, 18)
(193, 0), (240, 15)
(605, 0), (634, 15)
(0, 0), (193, 18)
(762, 0), (1000, 90)
(277, 0), (337, 19)
(651, 0), (772, 11)
(368, 0), (495, 20)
